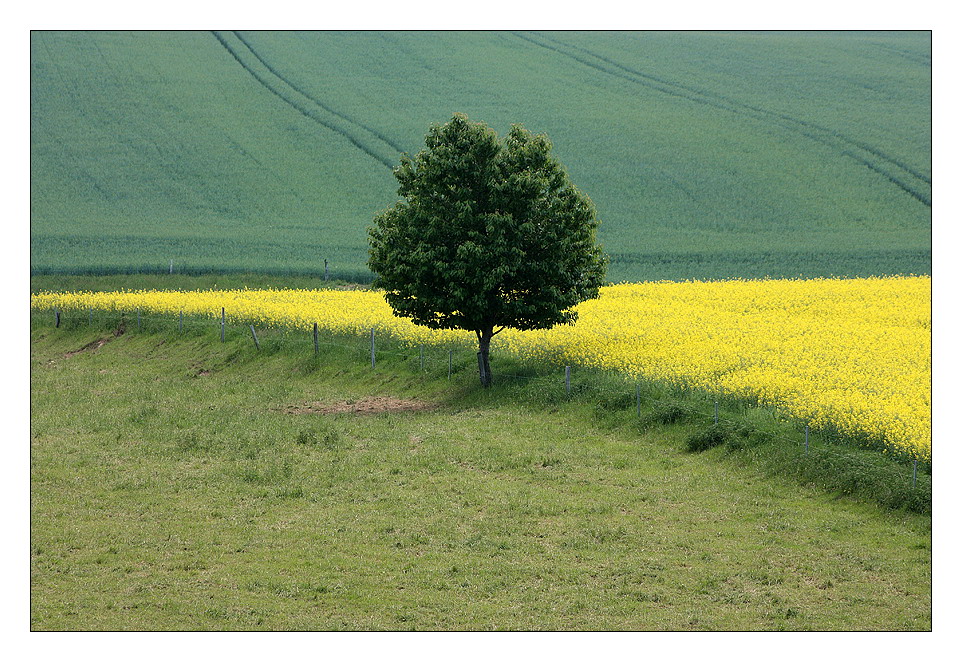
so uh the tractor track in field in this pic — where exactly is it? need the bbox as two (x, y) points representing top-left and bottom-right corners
(871, 42), (931, 67)
(210, 31), (396, 169)
(514, 31), (931, 207)
(231, 31), (407, 155)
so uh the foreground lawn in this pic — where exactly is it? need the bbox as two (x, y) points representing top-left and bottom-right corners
(30, 323), (931, 630)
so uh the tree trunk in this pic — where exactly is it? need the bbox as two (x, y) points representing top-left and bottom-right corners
(476, 328), (494, 388)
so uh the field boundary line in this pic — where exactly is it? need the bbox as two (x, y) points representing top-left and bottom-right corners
(38, 305), (930, 473)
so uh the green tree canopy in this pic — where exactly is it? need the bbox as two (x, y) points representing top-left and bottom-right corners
(368, 113), (607, 386)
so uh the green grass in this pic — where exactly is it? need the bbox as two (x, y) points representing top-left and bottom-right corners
(31, 272), (933, 505)
(31, 30), (930, 281)
(31, 312), (931, 630)
(30, 272), (361, 294)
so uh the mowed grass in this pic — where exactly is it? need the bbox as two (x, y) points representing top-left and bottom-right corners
(31, 318), (931, 630)
(31, 31), (930, 281)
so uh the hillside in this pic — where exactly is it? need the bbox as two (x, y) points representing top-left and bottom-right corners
(30, 314), (931, 630)
(30, 30), (931, 281)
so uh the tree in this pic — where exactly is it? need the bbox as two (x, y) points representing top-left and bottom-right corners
(368, 113), (608, 387)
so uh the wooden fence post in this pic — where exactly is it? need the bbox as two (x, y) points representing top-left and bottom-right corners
(249, 325), (260, 350)
(313, 323), (319, 356)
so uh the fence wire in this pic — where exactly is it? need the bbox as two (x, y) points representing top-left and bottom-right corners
(36, 306), (929, 488)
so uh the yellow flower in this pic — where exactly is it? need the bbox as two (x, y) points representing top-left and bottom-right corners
(32, 275), (931, 461)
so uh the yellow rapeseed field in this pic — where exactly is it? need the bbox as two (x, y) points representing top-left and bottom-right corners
(32, 276), (931, 461)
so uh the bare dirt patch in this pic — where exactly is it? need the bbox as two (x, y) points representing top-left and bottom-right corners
(64, 327), (124, 358)
(283, 396), (437, 416)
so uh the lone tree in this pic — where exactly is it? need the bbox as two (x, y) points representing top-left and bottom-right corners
(368, 113), (607, 387)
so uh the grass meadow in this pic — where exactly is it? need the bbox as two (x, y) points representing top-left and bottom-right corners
(30, 303), (931, 630)
(31, 275), (933, 465)
(29, 29), (933, 632)
(31, 31), (930, 281)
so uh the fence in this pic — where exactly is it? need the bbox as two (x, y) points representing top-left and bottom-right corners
(38, 305), (929, 496)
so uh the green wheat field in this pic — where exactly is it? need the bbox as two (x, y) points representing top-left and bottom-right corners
(31, 30), (930, 281)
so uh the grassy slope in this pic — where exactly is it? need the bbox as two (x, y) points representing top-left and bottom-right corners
(31, 30), (930, 281)
(31, 317), (931, 630)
